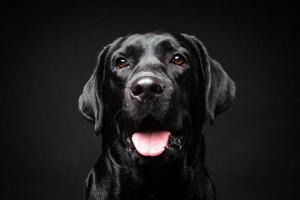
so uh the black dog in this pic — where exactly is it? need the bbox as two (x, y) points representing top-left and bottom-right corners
(78, 32), (236, 200)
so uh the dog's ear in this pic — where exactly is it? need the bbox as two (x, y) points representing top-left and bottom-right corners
(180, 34), (236, 122)
(206, 58), (236, 121)
(78, 45), (110, 135)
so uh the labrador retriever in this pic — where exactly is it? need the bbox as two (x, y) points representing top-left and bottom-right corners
(78, 32), (236, 200)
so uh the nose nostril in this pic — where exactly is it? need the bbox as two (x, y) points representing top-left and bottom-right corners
(151, 84), (164, 94)
(131, 84), (143, 96)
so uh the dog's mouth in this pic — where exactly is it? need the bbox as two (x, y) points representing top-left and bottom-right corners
(129, 116), (181, 157)
(132, 131), (170, 157)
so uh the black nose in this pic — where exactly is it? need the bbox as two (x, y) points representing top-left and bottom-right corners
(130, 76), (164, 100)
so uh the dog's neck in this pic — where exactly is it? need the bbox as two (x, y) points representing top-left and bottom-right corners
(94, 122), (212, 199)
(97, 141), (211, 200)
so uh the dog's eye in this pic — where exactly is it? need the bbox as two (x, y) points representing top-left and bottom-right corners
(115, 57), (129, 69)
(171, 54), (187, 67)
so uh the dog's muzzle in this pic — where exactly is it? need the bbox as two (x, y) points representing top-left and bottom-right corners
(124, 71), (173, 122)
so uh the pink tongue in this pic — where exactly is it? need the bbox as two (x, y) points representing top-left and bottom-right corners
(131, 131), (170, 157)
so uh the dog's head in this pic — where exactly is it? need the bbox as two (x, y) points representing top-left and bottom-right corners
(79, 32), (236, 164)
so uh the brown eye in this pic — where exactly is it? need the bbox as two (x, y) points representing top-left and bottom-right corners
(115, 57), (129, 69)
(171, 54), (187, 67)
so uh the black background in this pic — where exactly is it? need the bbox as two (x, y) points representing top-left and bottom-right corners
(2, 1), (299, 200)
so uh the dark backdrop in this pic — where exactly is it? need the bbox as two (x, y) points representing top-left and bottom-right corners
(2, 1), (298, 200)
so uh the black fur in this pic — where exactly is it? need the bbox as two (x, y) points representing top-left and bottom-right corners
(78, 32), (236, 200)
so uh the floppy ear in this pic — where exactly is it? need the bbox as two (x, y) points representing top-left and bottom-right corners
(180, 34), (236, 122)
(206, 58), (236, 120)
(78, 45), (110, 135)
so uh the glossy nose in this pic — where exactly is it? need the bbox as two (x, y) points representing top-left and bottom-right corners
(130, 76), (164, 100)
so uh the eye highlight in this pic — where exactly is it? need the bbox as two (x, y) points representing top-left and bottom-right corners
(171, 53), (187, 67)
(115, 57), (129, 69)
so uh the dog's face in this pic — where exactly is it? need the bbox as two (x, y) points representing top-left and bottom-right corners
(115, 34), (188, 126)
(79, 33), (235, 164)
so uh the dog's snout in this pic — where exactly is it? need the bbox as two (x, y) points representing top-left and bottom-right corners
(130, 76), (164, 100)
